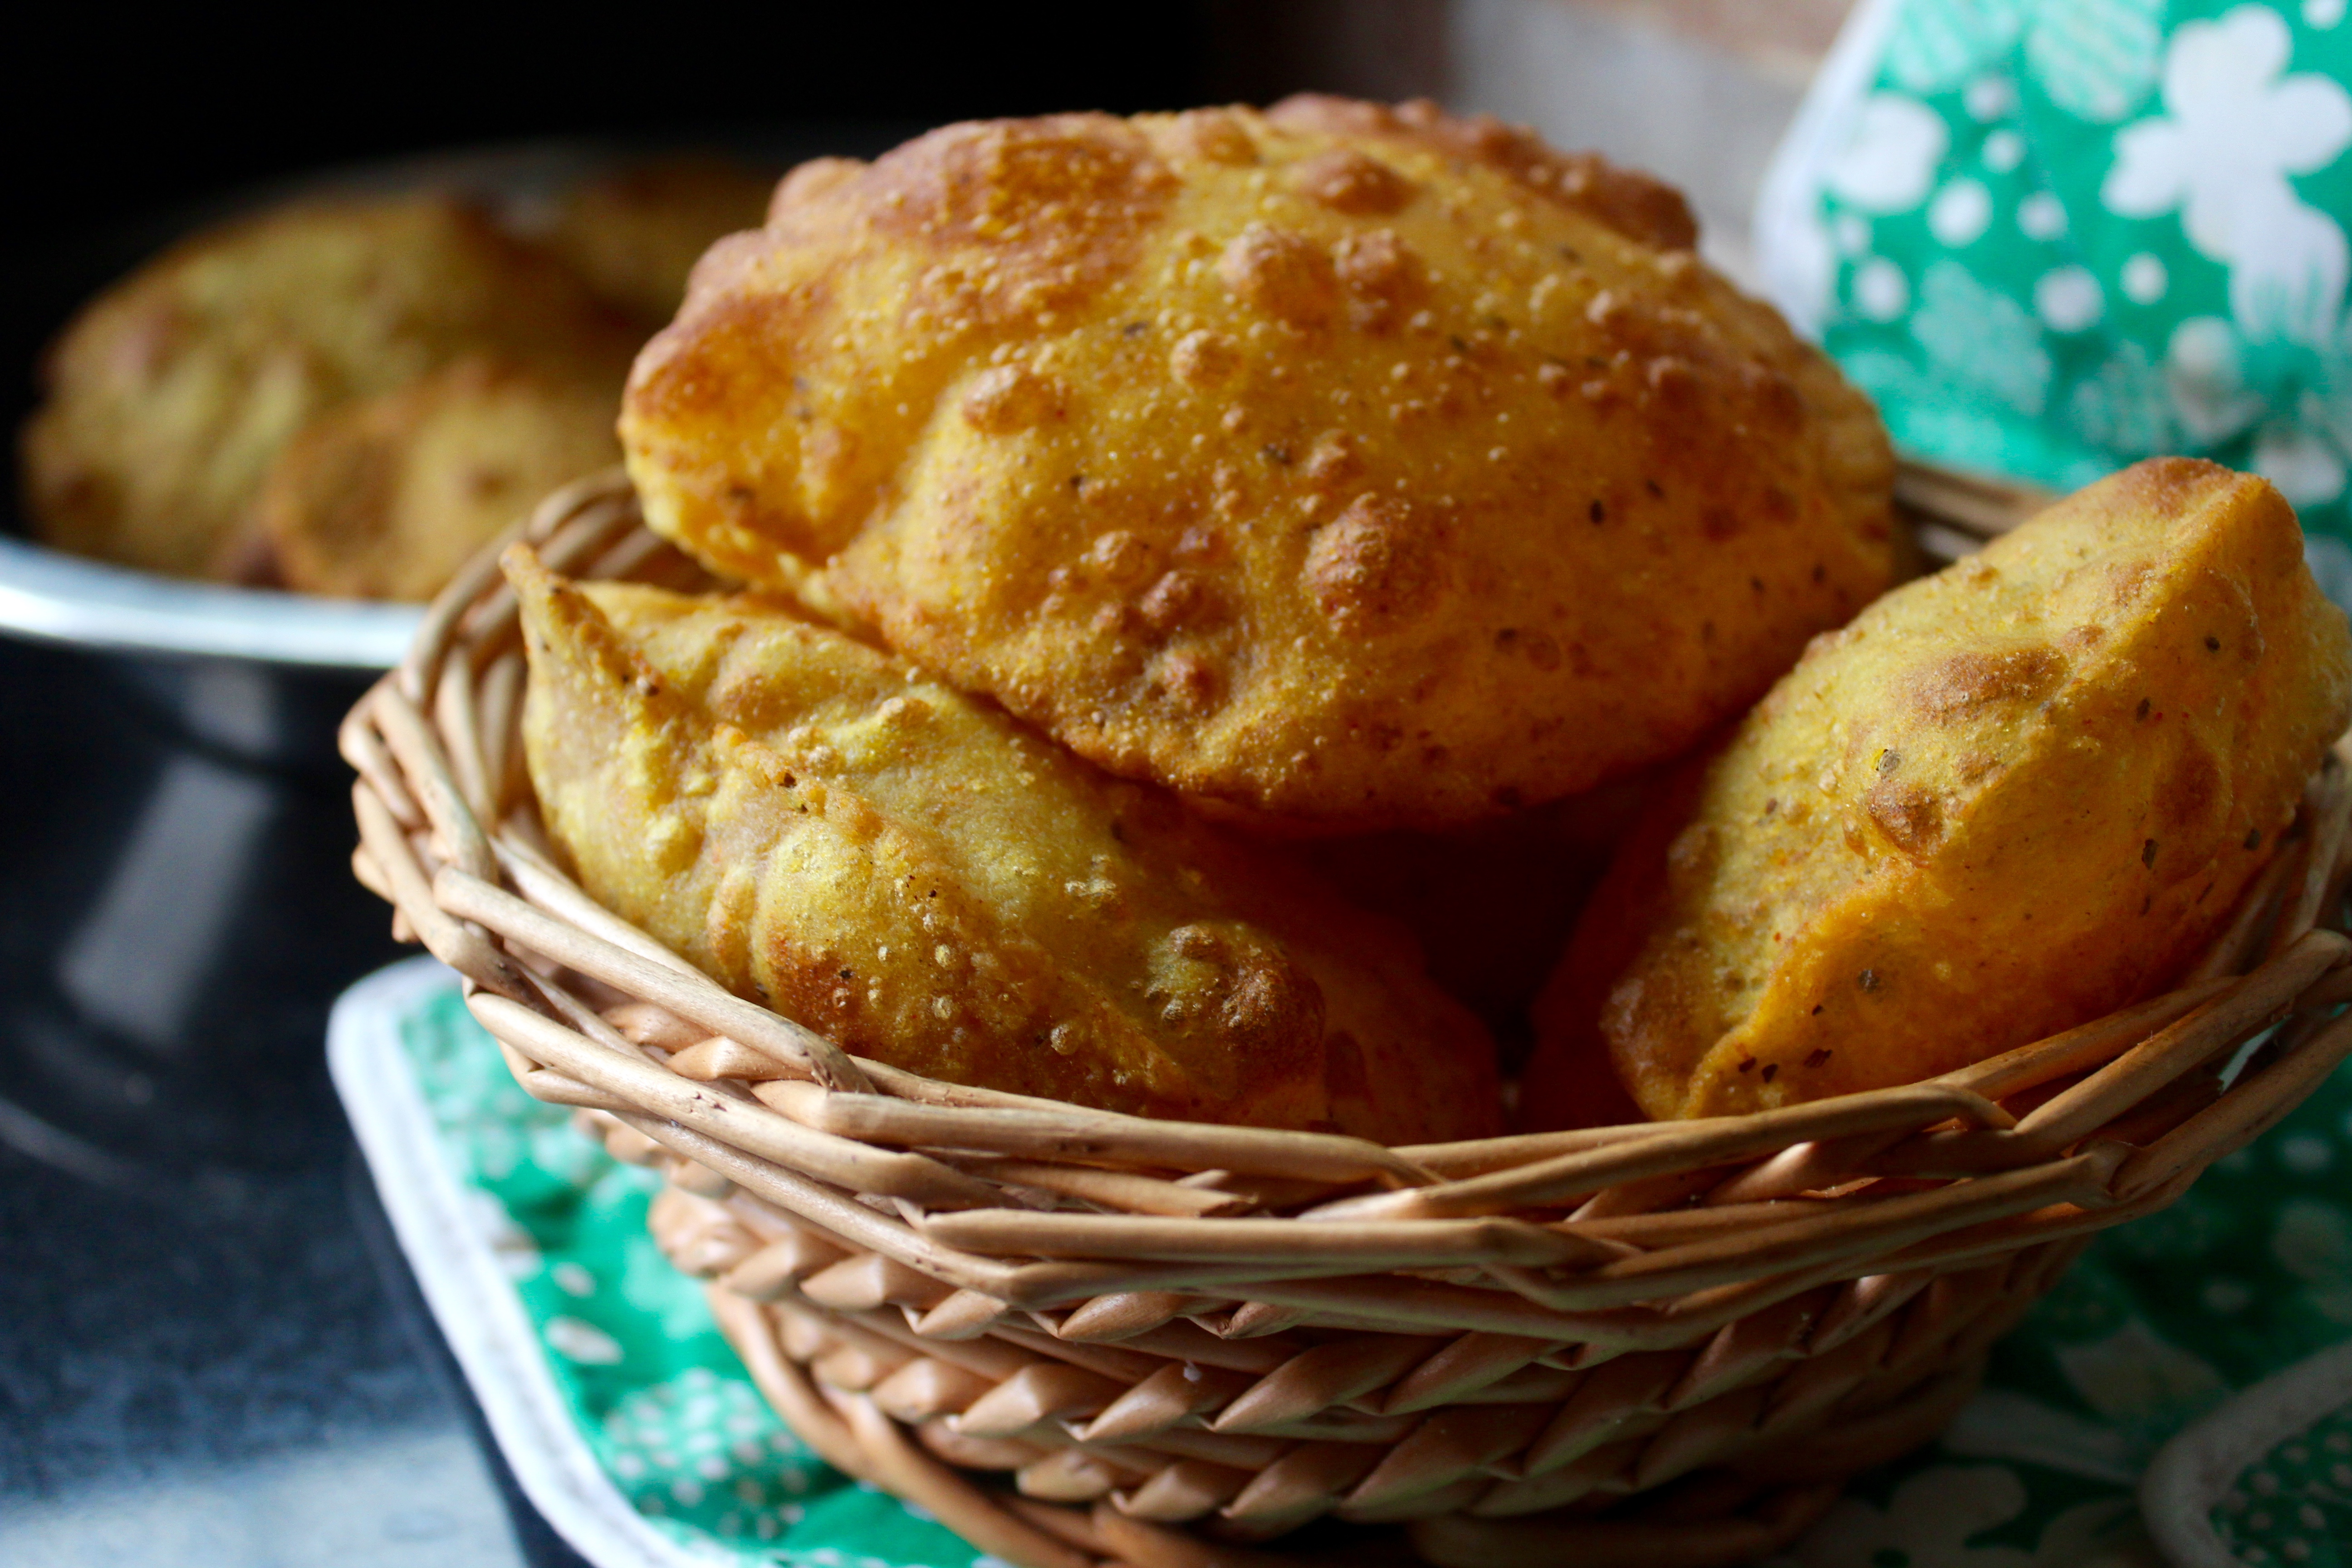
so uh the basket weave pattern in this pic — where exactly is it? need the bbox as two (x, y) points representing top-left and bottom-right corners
(344, 472), (2352, 1568)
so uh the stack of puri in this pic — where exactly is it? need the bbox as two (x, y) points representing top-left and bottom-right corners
(19, 157), (775, 600)
(499, 98), (1866, 1142)
(488, 99), (2350, 1140)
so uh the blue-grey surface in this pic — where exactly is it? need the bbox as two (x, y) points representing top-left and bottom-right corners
(0, 635), (573, 1566)
(0, 1141), (536, 1567)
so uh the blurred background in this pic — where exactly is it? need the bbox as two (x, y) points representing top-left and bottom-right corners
(8, 2), (1852, 281)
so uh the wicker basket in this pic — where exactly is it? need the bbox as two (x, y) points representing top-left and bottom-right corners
(344, 469), (2352, 1568)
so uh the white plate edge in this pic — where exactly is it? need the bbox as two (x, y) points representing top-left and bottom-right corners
(0, 537), (422, 668)
(328, 956), (701, 1568)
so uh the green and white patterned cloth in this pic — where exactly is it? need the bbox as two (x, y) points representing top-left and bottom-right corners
(337, 960), (2352, 1567)
(334, 961), (1000, 1568)
(2204, 1401), (2352, 1564)
(1758, 0), (2352, 599)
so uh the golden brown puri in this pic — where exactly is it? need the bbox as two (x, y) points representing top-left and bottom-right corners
(544, 157), (779, 325)
(1522, 459), (2352, 1127)
(260, 358), (621, 602)
(510, 551), (1502, 1141)
(620, 97), (1899, 833)
(22, 193), (636, 581)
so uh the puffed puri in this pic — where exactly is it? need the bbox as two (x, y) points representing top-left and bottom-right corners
(616, 97), (1900, 833)
(508, 547), (1502, 1142)
(1522, 458), (2352, 1126)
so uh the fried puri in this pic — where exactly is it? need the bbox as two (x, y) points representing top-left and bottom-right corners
(23, 194), (634, 579)
(1522, 459), (2352, 1126)
(260, 358), (621, 601)
(620, 98), (1899, 831)
(545, 157), (779, 325)
(511, 551), (1501, 1141)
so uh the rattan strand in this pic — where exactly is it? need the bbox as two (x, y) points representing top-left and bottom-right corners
(345, 466), (2352, 1568)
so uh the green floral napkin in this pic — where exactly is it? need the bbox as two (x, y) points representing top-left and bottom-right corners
(1795, 1100), (2352, 1566)
(1764, 0), (2352, 590)
(2205, 1401), (2352, 1564)
(345, 962), (2352, 1566)
(340, 963), (996, 1568)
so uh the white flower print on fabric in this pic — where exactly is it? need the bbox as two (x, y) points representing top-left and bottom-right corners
(2019, 190), (2068, 239)
(1885, 0), (2028, 94)
(2050, 1318), (2230, 1434)
(545, 1315), (625, 1365)
(1931, 177), (1996, 245)
(2206, 1278), (2259, 1314)
(619, 1228), (723, 1341)
(2271, 1193), (2352, 1315)
(2258, 395), (2352, 500)
(595, 1365), (826, 1544)
(1943, 1388), (2142, 1483)
(2283, 1132), (2338, 1175)
(602, 1369), (809, 1486)
(2070, 342), (2176, 452)
(1801, 1465), (2037, 1568)
(1856, 257), (1913, 319)
(528, 1118), (606, 1190)
(2122, 252), (2168, 303)
(1941, 1320), (2226, 1487)
(1966, 74), (2019, 120)
(2036, 265), (2105, 332)
(2025, 0), (2168, 122)
(1828, 93), (1950, 212)
(1798, 1465), (2160, 1568)
(1912, 259), (2054, 413)
(2164, 316), (2270, 442)
(2024, 1498), (2159, 1568)
(2301, 386), (2352, 476)
(2104, 6), (2352, 347)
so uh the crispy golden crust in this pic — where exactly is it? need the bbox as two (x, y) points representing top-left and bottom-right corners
(260, 358), (621, 602)
(545, 157), (778, 325)
(21, 194), (634, 580)
(1524, 459), (2352, 1123)
(512, 552), (1500, 1141)
(620, 99), (1898, 831)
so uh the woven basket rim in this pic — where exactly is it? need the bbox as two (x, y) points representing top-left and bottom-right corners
(340, 466), (2352, 1565)
(343, 469), (2352, 1288)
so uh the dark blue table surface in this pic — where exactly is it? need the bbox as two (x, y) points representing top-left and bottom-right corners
(0, 634), (584, 1566)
